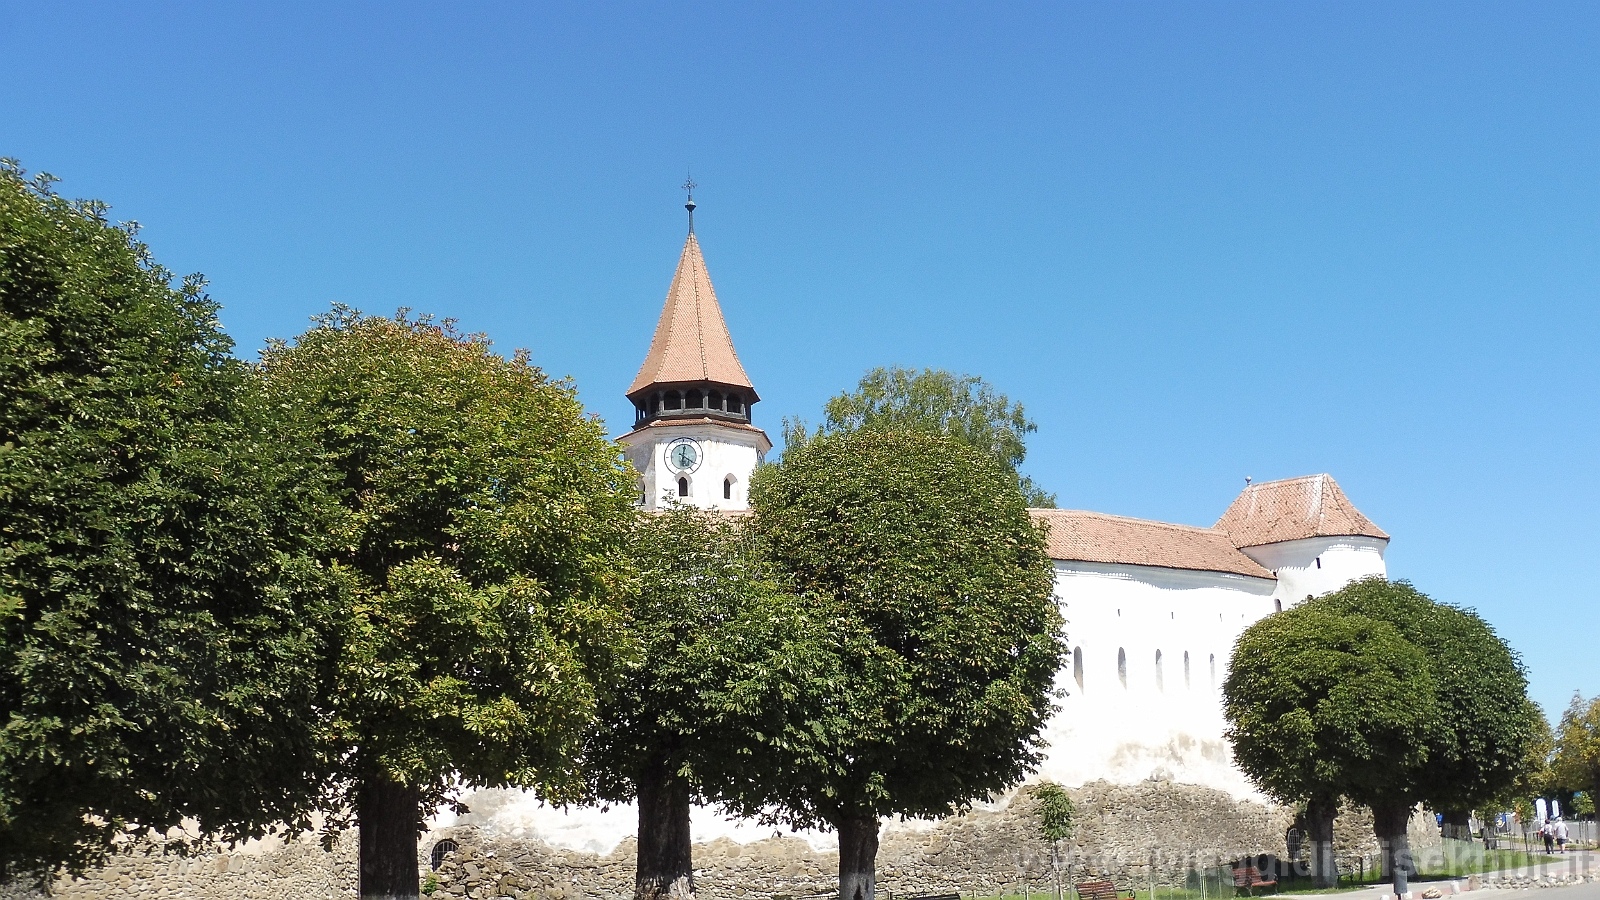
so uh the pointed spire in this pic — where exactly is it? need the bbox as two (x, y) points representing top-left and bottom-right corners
(683, 173), (697, 234)
(626, 232), (758, 401)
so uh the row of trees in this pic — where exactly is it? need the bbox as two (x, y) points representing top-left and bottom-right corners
(1493, 692), (1600, 825)
(0, 162), (1068, 900)
(1222, 578), (1539, 896)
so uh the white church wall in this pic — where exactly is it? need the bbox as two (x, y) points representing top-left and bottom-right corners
(1240, 536), (1388, 609)
(623, 423), (766, 512)
(1039, 561), (1277, 798)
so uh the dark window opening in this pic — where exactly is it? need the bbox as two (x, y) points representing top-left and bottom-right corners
(728, 395), (743, 414)
(1315, 557), (1322, 569)
(708, 390), (723, 411)
(431, 840), (460, 871)
(1275, 598), (1282, 612)
(686, 390), (703, 409)
(723, 477), (733, 500)
(677, 477), (689, 497)
(665, 391), (682, 410)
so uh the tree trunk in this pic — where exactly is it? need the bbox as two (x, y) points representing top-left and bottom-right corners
(1440, 809), (1471, 842)
(1372, 800), (1415, 898)
(837, 814), (881, 900)
(1306, 798), (1338, 889)
(635, 756), (694, 900)
(358, 774), (422, 900)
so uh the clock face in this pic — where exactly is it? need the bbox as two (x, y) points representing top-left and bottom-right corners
(666, 439), (702, 473)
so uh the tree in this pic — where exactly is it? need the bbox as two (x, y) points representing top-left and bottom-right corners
(749, 428), (1066, 900)
(1317, 578), (1539, 840)
(1481, 701), (1553, 833)
(788, 366), (1057, 507)
(0, 161), (334, 882)
(1223, 601), (1439, 888)
(258, 309), (637, 900)
(1033, 782), (1075, 900)
(1552, 695), (1600, 819)
(585, 506), (836, 900)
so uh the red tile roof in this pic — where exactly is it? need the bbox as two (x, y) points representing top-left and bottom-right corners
(1214, 474), (1388, 548)
(1030, 509), (1275, 579)
(627, 233), (758, 400)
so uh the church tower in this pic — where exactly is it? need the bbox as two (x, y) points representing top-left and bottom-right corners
(620, 190), (770, 510)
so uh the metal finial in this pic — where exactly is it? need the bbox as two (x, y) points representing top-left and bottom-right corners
(682, 172), (697, 234)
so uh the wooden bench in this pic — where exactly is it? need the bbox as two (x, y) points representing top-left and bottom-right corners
(1232, 867), (1278, 896)
(1075, 880), (1134, 900)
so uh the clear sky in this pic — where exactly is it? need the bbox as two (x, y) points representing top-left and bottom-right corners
(3, 3), (1596, 719)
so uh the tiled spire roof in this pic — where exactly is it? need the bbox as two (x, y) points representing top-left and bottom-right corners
(626, 233), (758, 401)
(1214, 474), (1389, 549)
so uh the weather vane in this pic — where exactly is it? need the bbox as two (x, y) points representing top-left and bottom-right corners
(683, 172), (697, 234)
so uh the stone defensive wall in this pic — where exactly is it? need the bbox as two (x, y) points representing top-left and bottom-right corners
(0, 781), (1441, 900)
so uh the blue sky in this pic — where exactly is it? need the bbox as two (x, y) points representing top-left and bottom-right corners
(3, 2), (1596, 719)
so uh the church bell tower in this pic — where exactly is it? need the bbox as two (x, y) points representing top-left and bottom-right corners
(620, 186), (770, 510)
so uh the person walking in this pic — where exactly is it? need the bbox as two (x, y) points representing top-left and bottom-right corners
(1554, 818), (1569, 853)
(1541, 820), (1556, 854)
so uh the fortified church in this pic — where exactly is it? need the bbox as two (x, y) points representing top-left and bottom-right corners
(483, 204), (1393, 852)
(618, 202), (1391, 802)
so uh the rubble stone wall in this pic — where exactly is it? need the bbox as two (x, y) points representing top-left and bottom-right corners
(0, 781), (1442, 900)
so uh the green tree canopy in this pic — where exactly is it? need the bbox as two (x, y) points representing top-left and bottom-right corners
(1552, 694), (1600, 813)
(258, 309), (638, 899)
(1317, 577), (1538, 825)
(790, 366), (1057, 507)
(0, 161), (329, 881)
(1223, 600), (1438, 887)
(1224, 603), (1439, 806)
(585, 506), (838, 900)
(749, 428), (1065, 900)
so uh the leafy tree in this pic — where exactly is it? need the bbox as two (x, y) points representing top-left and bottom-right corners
(1481, 701), (1553, 826)
(585, 506), (838, 900)
(1223, 601), (1439, 888)
(1317, 578), (1539, 842)
(787, 366), (1057, 507)
(258, 310), (637, 900)
(0, 161), (332, 882)
(749, 429), (1065, 900)
(1033, 781), (1075, 900)
(1552, 694), (1600, 818)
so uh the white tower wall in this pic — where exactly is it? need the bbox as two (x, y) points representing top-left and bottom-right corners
(622, 422), (768, 512)
(1240, 536), (1389, 608)
(1042, 561), (1277, 797)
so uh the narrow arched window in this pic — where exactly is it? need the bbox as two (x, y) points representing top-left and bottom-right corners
(1274, 598), (1282, 613)
(1155, 650), (1164, 692)
(1209, 653), (1216, 690)
(1117, 648), (1127, 689)
(1073, 647), (1084, 693)
(728, 394), (743, 414)
(431, 839), (459, 871)
(687, 390), (703, 409)
(677, 477), (688, 497)
(708, 390), (723, 411)
(723, 476), (733, 500)
(665, 391), (681, 410)
(1183, 651), (1191, 689)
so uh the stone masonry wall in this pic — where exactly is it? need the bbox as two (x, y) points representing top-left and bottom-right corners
(0, 781), (1441, 900)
